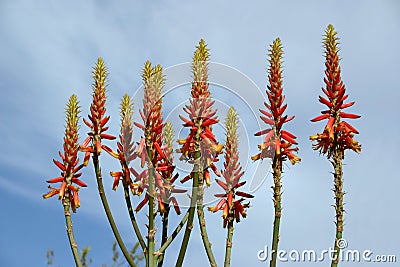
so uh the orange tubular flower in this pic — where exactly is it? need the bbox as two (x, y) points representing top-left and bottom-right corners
(252, 38), (300, 165)
(208, 107), (253, 227)
(80, 58), (116, 163)
(177, 39), (223, 185)
(158, 121), (186, 215)
(103, 94), (139, 192)
(132, 61), (183, 214)
(43, 95), (86, 212)
(311, 25), (361, 267)
(133, 61), (164, 170)
(310, 25), (361, 158)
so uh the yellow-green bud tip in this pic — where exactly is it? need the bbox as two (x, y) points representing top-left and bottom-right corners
(163, 121), (174, 159)
(324, 24), (340, 52)
(225, 106), (238, 142)
(65, 94), (80, 129)
(120, 94), (133, 127)
(163, 121), (174, 147)
(92, 57), (107, 95)
(142, 60), (153, 82)
(193, 39), (209, 63)
(269, 37), (283, 65)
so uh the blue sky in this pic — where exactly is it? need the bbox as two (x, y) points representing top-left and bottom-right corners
(1, 1), (399, 266)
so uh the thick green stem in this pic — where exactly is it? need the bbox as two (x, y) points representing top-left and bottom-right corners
(331, 148), (344, 267)
(197, 171), (217, 267)
(122, 181), (147, 255)
(161, 207), (170, 245)
(157, 211), (189, 256)
(224, 221), (234, 267)
(63, 199), (82, 267)
(146, 146), (156, 267)
(176, 151), (200, 267)
(270, 155), (282, 267)
(92, 153), (136, 267)
(157, 206), (170, 267)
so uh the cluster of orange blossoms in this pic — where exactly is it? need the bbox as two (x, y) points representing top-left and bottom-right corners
(80, 58), (116, 163)
(44, 58), (116, 212)
(104, 94), (139, 192)
(177, 39), (223, 186)
(43, 95), (86, 212)
(158, 121), (185, 214)
(129, 61), (184, 215)
(208, 107), (253, 227)
(310, 25), (361, 157)
(252, 38), (300, 165)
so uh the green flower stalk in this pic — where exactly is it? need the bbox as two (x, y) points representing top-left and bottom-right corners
(252, 38), (300, 267)
(141, 61), (163, 267)
(132, 61), (164, 204)
(176, 39), (222, 267)
(157, 121), (184, 267)
(106, 94), (139, 191)
(208, 107), (254, 267)
(43, 94), (86, 267)
(310, 25), (361, 267)
(80, 58), (116, 163)
(103, 94), (147, 256)
(132, 61), (178, 267)
(80, 58), (136, 267)
(158, 122), (174, 267)
(153, 122), (189, 265)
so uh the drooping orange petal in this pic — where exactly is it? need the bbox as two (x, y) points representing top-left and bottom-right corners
(42, 186), (60, 199)
(251, 153), (261, 161)
(228, 193), (233, 207)
(204, 169), (211, 186)
(255, 128), (271, 136)
(58, 181), (67, 199)
(72, 178), (87, 187)
(340, 112), (361, 119)
(215, 179), (228, 190)
(236, 191), (254, 198)
(208, 198), (226, 212)
(311, 114), (330, 122)
(170, 197), (181, 215)
(275, 138), (281, 155)
(53, 159), (65, 171)
(96, 140), (102, 154)
(260, 116), (274, 125)
(135, 194), (149, 212)
(281, 131), (298, 144)
(102, 145), (119, 159)
(180, 175), (191, 183)
(100, 133), (116, 140)
(222, 203), (229, 219)
(46, 177), (64, 184)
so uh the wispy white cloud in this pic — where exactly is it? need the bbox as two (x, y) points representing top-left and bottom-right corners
(0, 175), (42, 202)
